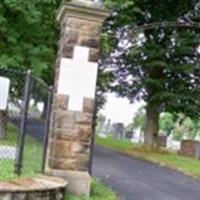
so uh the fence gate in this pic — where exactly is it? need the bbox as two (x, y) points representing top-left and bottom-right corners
(0, 68), (52, 179)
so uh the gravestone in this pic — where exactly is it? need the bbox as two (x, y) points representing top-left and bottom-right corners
(125, 131), (133, 140)
(0, 76), (10, 139)
(45, 0), (108, 196)
(131, 129), (144, 143)
(112, 123), (125, 140)
(179, 140), (200, 159)
(158, 135), (167, 147)
(0, 77), (10, 111)
(103, 119), (111, 135)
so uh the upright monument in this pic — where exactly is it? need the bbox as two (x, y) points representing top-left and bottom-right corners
(45, 0), (108, 196)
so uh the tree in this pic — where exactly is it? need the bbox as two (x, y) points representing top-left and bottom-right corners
(0, 0), (64, 83)
(159, 112), (175, 136)
(101, 0), (200, 147)
(132, 106), (146, 138)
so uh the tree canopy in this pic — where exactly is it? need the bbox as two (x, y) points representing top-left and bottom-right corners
(0, 0), (63, 84)
(101, 0), (200, 147)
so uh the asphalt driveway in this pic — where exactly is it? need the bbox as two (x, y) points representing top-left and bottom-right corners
(92, 146), (200, 200)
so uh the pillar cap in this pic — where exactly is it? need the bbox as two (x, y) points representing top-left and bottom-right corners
(71, 0), (103, 9)
(57, 0), (109, 23)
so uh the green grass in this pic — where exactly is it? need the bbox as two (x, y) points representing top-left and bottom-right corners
(96, 136), (200, 180)
(0, 123), (43, 180)
(65, 179), (119, 200)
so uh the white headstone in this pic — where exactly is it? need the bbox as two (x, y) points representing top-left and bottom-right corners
(58, 46), (98, 111)
(0, 76), (10, 111)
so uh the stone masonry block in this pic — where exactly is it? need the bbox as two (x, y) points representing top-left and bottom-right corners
(54, 111), (75, 129)
(61, 45), (74, 58)
(89, 48), (100, 62)
(66, 17), (101, 33)
(54, 124), (92, 141)
(53, 94), (69, 111)
(49, 157), (76, 170)
(52, 139), (90, 158)
(75, 112), (93, 124)
(64, 28), (78, 45)
(83, 98), (95, 113)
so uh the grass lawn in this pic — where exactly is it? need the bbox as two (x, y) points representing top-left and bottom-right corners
(0, 123), (43, 180)
(96, 136), (200, 180)
(65, 179), (119, 200)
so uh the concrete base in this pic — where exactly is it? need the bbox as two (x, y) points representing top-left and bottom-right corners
(46, 170), (91, 196)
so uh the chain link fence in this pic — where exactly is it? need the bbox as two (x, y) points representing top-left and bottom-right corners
(0, 67), (52, 179)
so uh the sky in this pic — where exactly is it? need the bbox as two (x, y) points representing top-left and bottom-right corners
(100, 93), (144, 126)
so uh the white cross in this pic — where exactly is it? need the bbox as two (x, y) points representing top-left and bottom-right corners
(58, 46), (98, 111)
(0, 76), (10, 111)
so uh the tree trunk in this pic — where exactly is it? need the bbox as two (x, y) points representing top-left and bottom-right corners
(144, 104), (160, 148)
(0, 111), (5, 139)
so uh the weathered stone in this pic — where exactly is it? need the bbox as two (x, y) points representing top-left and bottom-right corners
(52, 139), (90, 158)
(61, 45), (74, 58)
(47, 170), (91, 197)
(0, 194), (12, 200)
(54, 111), (75, 129)
(64, 28), (78, 45)
(78, 34), (99, 48)
(83, 98), (95, 113)
(54, 124), (92, 141)
(0, 176), (67, 200)
(179, 140), (200, 158)
(75, 112), (93, 124)
(49, 157), (76, 170)
(53, 94), (69, 111)
(66, 18), (101, 33)
(89, 48), (100, 62)
(45, 0), (109, 196)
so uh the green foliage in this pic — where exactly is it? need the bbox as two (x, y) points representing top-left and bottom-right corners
(0, 0), (63, 84)
(101, 0), (200, 145)
(159, 112), (175, 136)
(132, 106), (146, 133)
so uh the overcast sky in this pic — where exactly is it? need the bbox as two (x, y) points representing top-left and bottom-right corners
(100, 93), (144, 126)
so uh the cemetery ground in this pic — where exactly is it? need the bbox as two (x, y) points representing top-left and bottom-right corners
(96, 136), (200, 180)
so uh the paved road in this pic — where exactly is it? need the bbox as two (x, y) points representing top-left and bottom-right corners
(92, 146), (200, 200)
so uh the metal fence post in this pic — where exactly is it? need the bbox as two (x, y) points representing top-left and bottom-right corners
(15, 70), (32, 176)
(42, 86), (53, 172)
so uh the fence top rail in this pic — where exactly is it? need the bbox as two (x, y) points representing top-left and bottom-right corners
(0, 67), (52, 91)
(30, 74), (51, 91)
(0, 67), (26, 75)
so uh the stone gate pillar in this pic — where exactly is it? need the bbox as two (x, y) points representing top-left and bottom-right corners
(45, 0), (109, 196)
